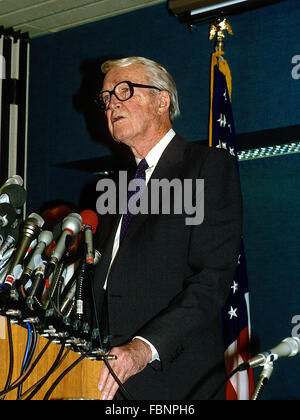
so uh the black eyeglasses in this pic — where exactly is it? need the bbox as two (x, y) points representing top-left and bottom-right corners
(95, 80), (161, 111)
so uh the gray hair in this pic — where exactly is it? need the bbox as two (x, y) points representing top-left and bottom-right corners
(101, 56), (180, 121)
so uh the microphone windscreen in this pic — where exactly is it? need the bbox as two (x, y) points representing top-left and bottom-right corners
(1, 184), (27, 208)
(80, 210), (98, 234)
(10, 175), (23, 186)
(0, 175), (23, 194)
(27, 212), (45, 228)
(0, 203), (17, 227)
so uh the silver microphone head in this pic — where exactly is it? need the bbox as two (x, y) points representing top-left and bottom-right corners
(7, 175), (23, 186)
(93, 249), (102, 265)
(62, 213), (82, 235)
(27, 212), (45, 229)
(37, 230), (53, 247)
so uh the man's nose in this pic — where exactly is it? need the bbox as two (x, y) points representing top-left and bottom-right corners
(108, 93), (121, 110)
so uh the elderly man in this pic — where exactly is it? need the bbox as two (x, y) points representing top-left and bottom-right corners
(93, 57), (242, 400)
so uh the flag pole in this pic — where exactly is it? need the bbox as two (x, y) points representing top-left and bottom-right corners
(208, 19), (255, 399)
(208, 18), (233, 146)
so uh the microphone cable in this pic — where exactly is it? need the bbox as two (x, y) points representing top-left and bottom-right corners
(19, 347), (70, 400)
(44, 252), (68, 313)
(0, 338), (52, 399)
(207, 364), (247, 400)
(88, 266), (134, 400)
(53, 262), (67, 312)
(24, 342), (66, 400)
(17, 323), (38, 399)
(43, 349), (91, 400)
(58, 268), (77, 312)
(41, 263), (128, 400)
(21, 323), (32, 371)
(17, 322), (32, 398)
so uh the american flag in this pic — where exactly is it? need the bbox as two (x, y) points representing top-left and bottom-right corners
(209, 51), (255, 400)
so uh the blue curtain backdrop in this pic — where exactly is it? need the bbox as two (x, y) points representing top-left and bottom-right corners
(240, 153), (300, 400)
(26, 0), (300, 399)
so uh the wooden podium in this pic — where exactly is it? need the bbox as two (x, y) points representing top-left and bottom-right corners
(0, 316), (103, 400)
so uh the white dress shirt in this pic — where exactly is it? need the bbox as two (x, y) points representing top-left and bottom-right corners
(106, 128), (176, 362)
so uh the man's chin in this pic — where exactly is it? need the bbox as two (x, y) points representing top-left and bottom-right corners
(112, 135), (126, 144)
(111, 132), (131, 145)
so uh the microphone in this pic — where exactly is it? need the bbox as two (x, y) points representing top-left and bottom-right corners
(60, 280), (76, 316)
(0, 228), (5, 247)
(45, 213), (82, 281)
(21, 230), (54, 280)
(3, 213), (44, 291)
(251, 362), (274, 401)
(0, 248), (14, 271)
(80, 210), (98, 264)
(0, 183), (27, 209)
(0, 175), (23, 193)
(25, 261), (46, 311)
(0, 220), (20, 259)
(0, 203), (17, 228)
(240, 337), (300, 370)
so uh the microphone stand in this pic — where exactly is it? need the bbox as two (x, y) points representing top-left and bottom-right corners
(251, 361), (274, 400)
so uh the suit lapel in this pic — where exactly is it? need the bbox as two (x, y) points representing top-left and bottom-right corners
(93, 214), (121, 291)
(150, 134), (187, 180)
(117, 134), (188, 246)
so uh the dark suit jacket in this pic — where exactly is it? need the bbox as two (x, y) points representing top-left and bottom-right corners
(93, 134), (242, 400)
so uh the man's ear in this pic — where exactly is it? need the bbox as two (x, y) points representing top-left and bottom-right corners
(157, 90), (171, 115)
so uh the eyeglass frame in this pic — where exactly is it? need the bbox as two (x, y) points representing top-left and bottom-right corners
(95, 80), (162, 111)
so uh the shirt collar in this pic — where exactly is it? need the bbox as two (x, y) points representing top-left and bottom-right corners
(135, 128), (176, 169)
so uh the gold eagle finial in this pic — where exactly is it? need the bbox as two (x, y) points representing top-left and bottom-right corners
(209, 18), (233, 52)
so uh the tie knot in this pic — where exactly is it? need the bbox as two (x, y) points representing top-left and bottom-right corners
(137, 158), (149, 171)
(134, 159), (149, 179)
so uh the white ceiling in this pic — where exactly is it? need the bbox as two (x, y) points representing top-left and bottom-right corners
(0, 0), (166, 38)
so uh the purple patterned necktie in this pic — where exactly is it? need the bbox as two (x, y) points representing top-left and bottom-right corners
(119, 158), (149, 244)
